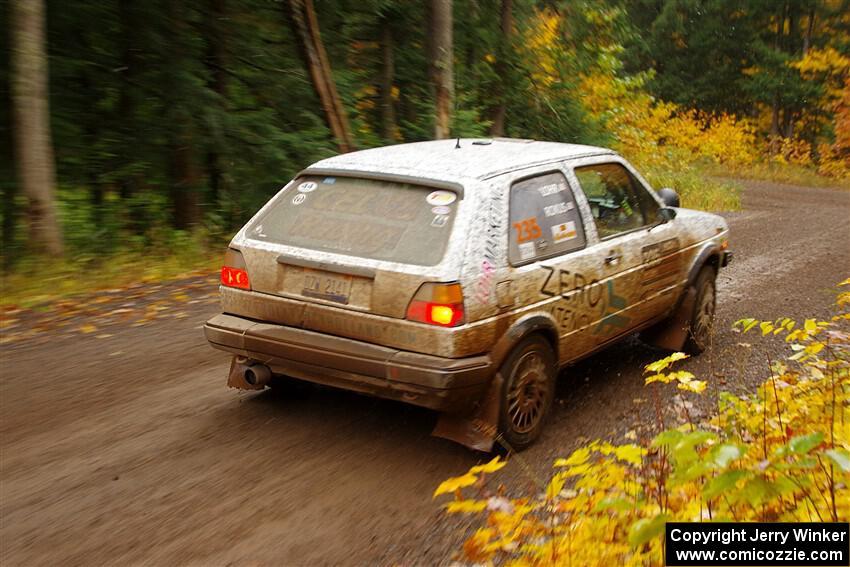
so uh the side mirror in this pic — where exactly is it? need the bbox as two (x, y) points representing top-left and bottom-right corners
(657, 187), (680, 208)
(658, 207), (677, 223)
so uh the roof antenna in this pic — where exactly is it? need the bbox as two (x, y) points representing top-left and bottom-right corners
(455, 137), (461, 149)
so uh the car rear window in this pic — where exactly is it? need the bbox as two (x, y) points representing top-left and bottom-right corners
(247, 175), (459, 266)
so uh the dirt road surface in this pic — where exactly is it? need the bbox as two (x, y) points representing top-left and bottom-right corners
(2, 180), (849, 566)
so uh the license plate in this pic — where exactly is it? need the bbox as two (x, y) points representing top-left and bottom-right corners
(301, 270), (352, 304)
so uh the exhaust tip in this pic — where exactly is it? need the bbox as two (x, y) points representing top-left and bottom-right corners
(244, 364), (271, 387)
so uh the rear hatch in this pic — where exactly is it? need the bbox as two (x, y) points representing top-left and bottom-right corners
(236, 174), (462, 322)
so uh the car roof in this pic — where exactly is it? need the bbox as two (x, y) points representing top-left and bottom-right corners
(304, 138), (616, 184)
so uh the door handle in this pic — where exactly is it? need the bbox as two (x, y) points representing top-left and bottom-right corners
(604, 252), (622, 266)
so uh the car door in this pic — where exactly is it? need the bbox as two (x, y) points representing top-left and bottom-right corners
(568, 159), (685, 341)
(506, 169), (610, 364)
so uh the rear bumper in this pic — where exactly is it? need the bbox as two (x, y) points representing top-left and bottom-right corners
(204, 313), (493, 412)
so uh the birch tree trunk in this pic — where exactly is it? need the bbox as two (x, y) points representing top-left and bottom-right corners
(11, 0), (64, 256)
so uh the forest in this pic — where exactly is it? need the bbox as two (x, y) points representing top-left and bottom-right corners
(2, 0), (848, 292)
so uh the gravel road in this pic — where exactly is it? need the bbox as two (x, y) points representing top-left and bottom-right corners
(2, 179), (848, 566)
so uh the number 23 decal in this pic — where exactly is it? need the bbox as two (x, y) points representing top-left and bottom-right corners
(513, 217), (542, 243)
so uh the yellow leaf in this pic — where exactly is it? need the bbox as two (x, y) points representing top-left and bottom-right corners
(80, 324), (97, 334)
(804, 319), (817, 333)
(614, 444), (645, 466)
(546, 472), (567, 500)
(445, 499), (488, 513)
(677, 379), (707, 393)
(433, 472), (478, 498)
(554, 446), (590, 467)
(469, 456), (507, 475)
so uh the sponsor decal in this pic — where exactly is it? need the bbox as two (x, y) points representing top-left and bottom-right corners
(292, 193), (307, 205)
(537, 182), (565, 197)
(543, 201), (574, 217)
(426, 190), (457, 206)
(298, 181), (318, 193)
(551, 221), (578, 243)
(322, 177), (336, 184)
(431, 205), (451, 215)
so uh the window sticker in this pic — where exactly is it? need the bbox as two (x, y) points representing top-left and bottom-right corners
(431, 214), (449, 227)
(322, 177), (336, 184)
(518, 241), (536, 260)
(513, 217), (542, 243)
(543, 201), (574, 217)
(292, 193), (307, 205)
(298, 181), (318, 193)
(551, 221), (578, 243)
(431, 205), (451, 215)
(537, 182), (565, 197)
(426, 190), (457, 206)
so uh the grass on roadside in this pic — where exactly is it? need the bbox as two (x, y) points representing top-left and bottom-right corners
(1, 240), (222, 310)
(704, 160), (850, 190)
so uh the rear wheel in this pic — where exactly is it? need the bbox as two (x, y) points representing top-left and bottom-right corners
(497, 335), (556, 451)
(683, 266), (717, 354)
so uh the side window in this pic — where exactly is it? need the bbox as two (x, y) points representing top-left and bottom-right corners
(508, 171), (586, 265)
(574, 163), (660, 239)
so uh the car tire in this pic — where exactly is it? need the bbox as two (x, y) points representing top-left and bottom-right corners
(683, 265), (717, 355)
(497, 335), (557, 452)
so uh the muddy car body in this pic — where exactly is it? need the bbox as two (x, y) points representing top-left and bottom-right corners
(205, 139), (731, 450)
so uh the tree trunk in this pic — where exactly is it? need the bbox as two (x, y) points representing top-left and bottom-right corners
(166, 2), (201, 230)
(287, 0), (353, 153)
(802, 7), (815, 55)
(10, 0), (63, 256)
(117, 0), (138, 202)
(429, 0), (453, 140)
(379, 22), (397, 142)
(464, 0), (479, 74)
(170, 135), (201, 230)
(205, 0), (227, 205)
(489, 0), (513, 137)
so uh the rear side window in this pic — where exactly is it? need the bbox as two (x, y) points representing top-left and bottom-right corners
(574, 163), (660, 239)
(508, 171), (586, 265)
(248, 176), (458, 266)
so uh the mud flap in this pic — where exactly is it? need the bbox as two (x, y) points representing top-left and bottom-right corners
(431, 374), (503, 452)
(642, 287), (696, 351)
(227, 356), (265, 390)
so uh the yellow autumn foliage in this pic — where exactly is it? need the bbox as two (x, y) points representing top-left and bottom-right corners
(436, 280), (850, 566)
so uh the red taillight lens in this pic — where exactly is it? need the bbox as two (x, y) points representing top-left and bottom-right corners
(406, 283), (465, 327)
(221, 266), (250, 290)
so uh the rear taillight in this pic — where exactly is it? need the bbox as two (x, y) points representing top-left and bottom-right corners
(406, 283), (465, 327)
(221, 248), (251, 290)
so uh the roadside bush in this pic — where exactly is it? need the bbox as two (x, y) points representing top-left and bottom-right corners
(435, 279), (850, 566)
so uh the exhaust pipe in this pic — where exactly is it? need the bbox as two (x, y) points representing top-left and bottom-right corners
(226, 356), (272, 390)
(244, 363), (272, 388)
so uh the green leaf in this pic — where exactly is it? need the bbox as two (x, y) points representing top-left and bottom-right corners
(628, 514), (668, 547)
(824, 449), (850, 473)
(788, 432), (824, 455)
(594, 497), (632, 513)
(703, 470), (748, 499)
(711, 444), (744, 468)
